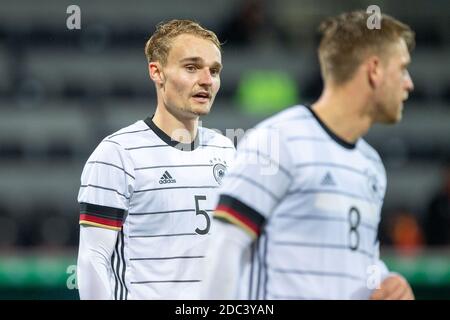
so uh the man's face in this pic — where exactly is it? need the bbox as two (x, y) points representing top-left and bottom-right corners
(375, 39), (414, 124)
(158, 34), (222, 119)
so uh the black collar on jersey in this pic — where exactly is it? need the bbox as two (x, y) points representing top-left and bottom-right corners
(304, 105), (356, 150)
(144, 116), (200, 151)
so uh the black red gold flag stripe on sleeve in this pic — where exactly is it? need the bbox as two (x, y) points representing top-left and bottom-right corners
(79, 202), (126, 231)
(214, 194), (266, 239)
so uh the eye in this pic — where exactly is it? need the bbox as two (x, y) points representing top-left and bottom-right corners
(210, 68), (220, 77)
(185, 65), (197, 72)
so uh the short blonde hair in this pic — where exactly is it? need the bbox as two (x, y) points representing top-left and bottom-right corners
(145, 19), (221, 65)
(318, 10), (415, 84)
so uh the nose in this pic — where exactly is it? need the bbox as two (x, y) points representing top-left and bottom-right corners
(198, 68), (213, 86)
(405, 70), (414, 92)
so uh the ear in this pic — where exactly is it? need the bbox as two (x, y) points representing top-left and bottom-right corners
(366, 56), (383, 89)
(149, 62), (165, 86)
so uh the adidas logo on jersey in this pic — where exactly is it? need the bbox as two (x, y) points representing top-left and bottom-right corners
(320, 171), (336, 186)
(159, 171), (176, 184)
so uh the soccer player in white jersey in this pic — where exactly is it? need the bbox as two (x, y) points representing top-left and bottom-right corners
(202, 11), (415, 300)
(76, 20), (235, 300)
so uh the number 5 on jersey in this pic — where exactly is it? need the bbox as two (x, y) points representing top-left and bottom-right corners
(194, 195), (210, 235)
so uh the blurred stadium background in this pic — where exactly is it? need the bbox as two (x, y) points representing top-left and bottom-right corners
(0, 0), (449, 299)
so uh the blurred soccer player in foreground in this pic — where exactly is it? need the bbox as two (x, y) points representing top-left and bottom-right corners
(202, 11), (415, 300)
(77, 20), (234, 299)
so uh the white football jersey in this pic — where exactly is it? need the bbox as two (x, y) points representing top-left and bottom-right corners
(78, 117), (235, 299)
(215, 105), (388, 299)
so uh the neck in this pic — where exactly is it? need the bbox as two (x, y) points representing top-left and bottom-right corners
(312, 82), (374, 144)
(152, 107), (199, 144)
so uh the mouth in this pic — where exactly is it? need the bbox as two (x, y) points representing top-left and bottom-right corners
(192, 91), (211, 103)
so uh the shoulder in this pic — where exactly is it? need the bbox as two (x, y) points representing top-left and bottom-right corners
(88, 120), (150, 161)
(250, 105), (318, 143)
(199, 126), (235, 150)
(241, 105), (313, 146)
(357, 139), (383, 165)
(255, 105), (313, 130)
(103, 120), (153, 147)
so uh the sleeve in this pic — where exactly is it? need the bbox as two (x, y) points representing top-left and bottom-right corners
(77, 225), (118, 300)
(78, 140), (135, 230)
(201, 220), (253, 299)
(214, 126), (294, 238)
